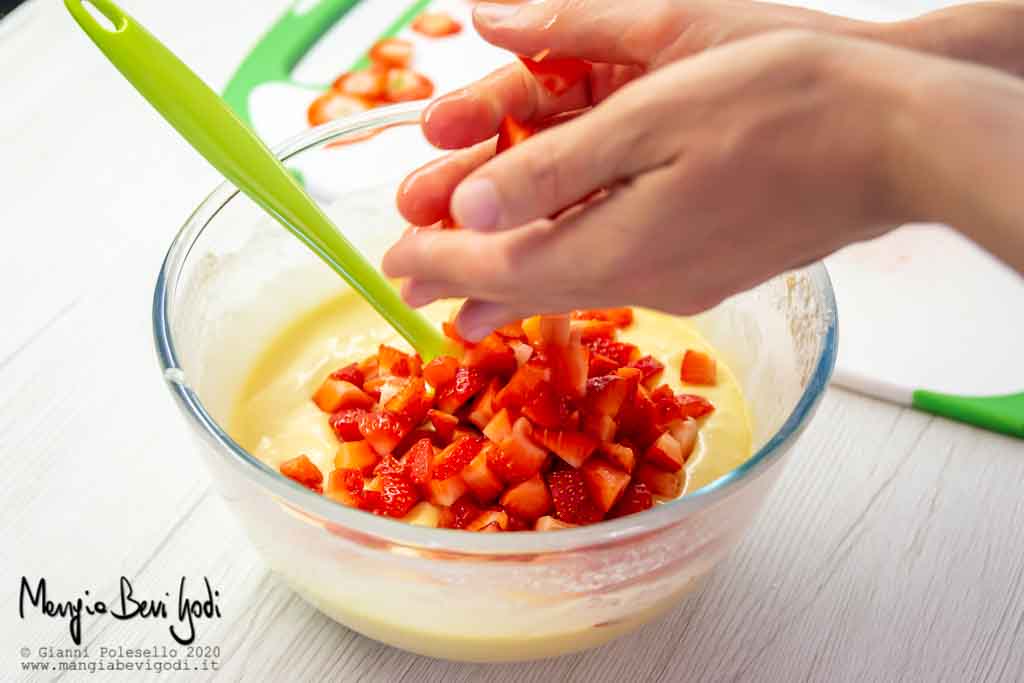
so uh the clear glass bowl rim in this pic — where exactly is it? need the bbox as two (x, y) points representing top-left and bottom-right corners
(152, 101), (838, 555)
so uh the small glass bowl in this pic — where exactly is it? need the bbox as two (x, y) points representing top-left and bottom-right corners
(153, 102), (837, 662)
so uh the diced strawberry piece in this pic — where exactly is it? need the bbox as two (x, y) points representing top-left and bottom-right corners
(585, 374), (629, 416)
(588, 353), (620, 377)
(518, 56), (592, 96)
(433, 436), (486, 480)
(676, 393), (715, 419)
(500, 474), (551, 521)
(572, 319), (617, 340)
(329, 363), (365, 387)
(477, 522), (502, 532)
(464, 333), (517, 377)
(617, 386), (662, 449)
(615, 366), (643, 392)
(583, 413), (617, 442)
(411, 11), (462, 38)
(581, 457), (631, 512)
(634, 463), (684, 498)
(549, 333), (589, 399)
(583, 338), (638, 366)
(427, 409), (459, 441)
(537, 315), (571, 348)
(325, 468), (364, 506)
(667, 418), (698, 462)
(384, 377), (432, 425)
(489, 418), (549, 483)
(650, 384), (683, 425)
(333, 440), (380, 474)
(358, 410), (410, 455)
(521, 315), (542, 345)
(361, 376), (386, 401)
(442, 321), (469, 346)
(645, 431), (684, 472)
(329, 408), (367, 442)
(494, 363), (549, 410)
(372, 454), (406, 478)
(608, 481), (654, 518)
(468, 378), (501, 429)
(571, 308), (634, 327)
(467, 510), (510, 532)
(509, 340), (533, 367)
(522, 382), (570, 429)
(681, 350), (717, 386)
(535, 515), (577, 531)
(313, 378), (375, 412)
(363, 473), (420, 517)
(461, 446), (505, 503)
(478, 410), (510, 446)
(629, 355), (665, 387)
(546, 467), (603, 524)
(368, 37), (413, 68)
(403, 438), (434, 485)
(444, 496), (482, 529)
(496, 116), (537, 154)
(495, 321), (525, 339)
(280, 455), (323, 492)
(425, 475), (468, 506)
(423, 355), (459, 389)
(534, 428), (598, 468)
(504, 513), (530, 531)
(599, 442), (635, 473)
(378, 344), (415, 377)
(435, 367), (488, 413)
(358, 355), (379, 380)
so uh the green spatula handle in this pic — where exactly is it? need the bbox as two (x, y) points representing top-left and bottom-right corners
(66, 0), (452, 362)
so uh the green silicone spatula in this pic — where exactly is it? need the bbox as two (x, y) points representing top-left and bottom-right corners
(66, 0), (453, 362)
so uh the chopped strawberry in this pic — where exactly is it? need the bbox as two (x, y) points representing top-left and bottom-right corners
(616, 386), (662, 449)
(425, 474), (468, 507)
(588, 353), (620, 377)
(358, 355), (379, 380)
(571, 308), (634, 327)
(423, 355), (459, 389)
(444, 496), (482, 529)
(537, 315), (571, 349)
(535, 515), (577, 531)
(382, 68), (434, 103)
(403, 438), (434, 485)
(676, 393), (715, 419)
(477, 522), (502, 532)
(307, 90), (370, 127)
(581, 457), (631, 512)
(461, 447), (505, 503)
(467, 509), (509, 532)
(372, 453), (407, 478)
(496, 116), (537, 154)
(500, 474), (551, 521)
(518, 56), (592, 96)
(599, 442), (636, 473)
(313, 378), (375, 413)
(334, 440), (380, 474)
(667, 418), (698, 462)
(585, 374), (629, 417)
(504, 513), (530, 531)
(644, 432), (684, 472)
(489, 418), (549, 483)
(509, 340), (534, 367)
(368, 38), (413, 68)
(650, 384), (683, 425)
(494, 363), (549, 410)
(546, 467), (603, 524)
(384, 377), (432, 425)
(521, 315), (542, 345)
(433, 436), (487, 480)
(435, 367), (488, 413)
(608, 481), (653, 518)
(583, 413), (617, 443)
(573, 319), (617, 340)
(521, 382), (571, 429)
(468, 378), (501, 429)
(495, 321), (525, 339)
(329, 408), (367, 442)
(329, 363), (365, 387)
(411, 11), (462, 37)
(325, 467), (364, 506)
(634, 463), (684, 498)
(482, 408), (514, 444)
(629, 355), (665, 387)
(681, 350), (717, 386)
(361, 376), (386, 401)
(280, 455), (323, 492)
(362, 473), (419, 517)
(378, 344), (416, 377)
(332, 67), (387, 101)
(583, 338), (638, 367)
(464, 333), (517, 377)
(427, 409), (459, 441)
(549, 334), (589, 399)
(442, 321), (469, 346)
(358, 410), (410, 455)
(534, 428), (598, 468)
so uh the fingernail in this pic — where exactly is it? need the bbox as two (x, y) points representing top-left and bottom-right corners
(452, 178), (501, 231)
(474, 2), (520, 25)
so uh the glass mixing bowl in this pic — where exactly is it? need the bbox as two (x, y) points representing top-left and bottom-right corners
(153, 102), (837, 662)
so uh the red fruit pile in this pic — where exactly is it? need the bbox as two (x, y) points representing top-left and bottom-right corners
(279, 311), (719, 531)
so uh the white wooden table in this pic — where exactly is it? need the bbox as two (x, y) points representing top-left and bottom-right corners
(2, 1), (1022, 681)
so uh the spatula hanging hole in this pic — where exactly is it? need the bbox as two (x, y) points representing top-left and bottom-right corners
(80, 0), (126, 32)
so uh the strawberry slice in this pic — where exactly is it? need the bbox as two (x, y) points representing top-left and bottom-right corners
(676, 393), (715, 419)
(307, 91), (370, 127)
(634, 463), (684, 498)
(461, 446), (505, 503)
(468, 378), (501, 429)
(369, 38), (413, 68)
(645, 432), (684, 472)
(444, 496), (482, 529)
(358, 410), (411, 455)
(423, 355), (459, 389)
(325, 467), (364, 506)
(482, 408), (514, 443)
(585, 374), (629, 417)
(362, 473), (420, 517)
(546, 466), (603, 524)
(378, 344), (417, 377)
(425, 475), (468, 507)
(384, 377), (432, 425)
(496, 116), (537, 154)
(412, 11), (462, 37)
(433, 436), (487, 480)
(435, 367), (488, 413)
(518, 56), (592, 96)
(329, 363), (365, 387)
(599, 442), (635, 474)
(571, 308), (634, 327)
(329, 407), (367, 442)
(427, 409), (459, 442)
(500, 474), (551, 521)
(667, 418), (698, 462)
(334, 440), (380, 474)
(535, 515), (577, 531)
(313, 378), (375, 413)
(279, 455), (323, 493)
(583, 338), (638, 367)
(332, 67), (387, 101)
(534, 428), (598, 468)
(403, 438), (434, 485)
(608, 481), (653, 518)
(466, 509), (510, 532)
(580, 457), (631, 512)
(489, 418), (549, 483)
(464, 333), (517, 377)
(382, 68), (434, 103)
(588, 353), (620, 377)
(681, 349), (717, 386)
(629, 355), (665, 387)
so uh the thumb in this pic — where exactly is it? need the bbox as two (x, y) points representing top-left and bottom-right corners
(473, 0), (684, 66)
